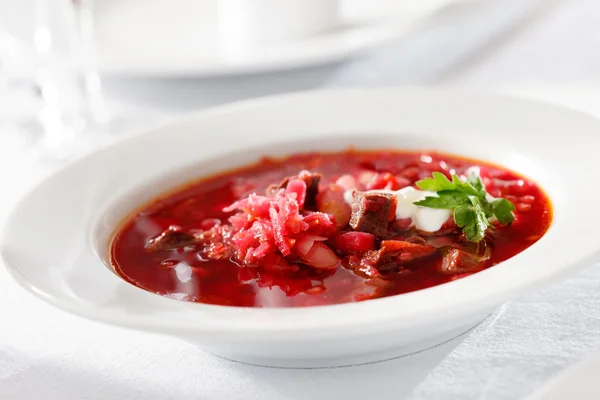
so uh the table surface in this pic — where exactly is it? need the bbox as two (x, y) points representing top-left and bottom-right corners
(3, 0), (600, 399)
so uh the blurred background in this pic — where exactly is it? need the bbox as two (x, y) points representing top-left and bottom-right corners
(0, 0), (596, 162)
(1, 1), (600, 399)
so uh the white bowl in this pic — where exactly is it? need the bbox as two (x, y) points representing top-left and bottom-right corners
(2, 88), (600, 368)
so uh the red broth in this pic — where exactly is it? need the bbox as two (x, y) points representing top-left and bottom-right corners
(110, 150), (552, 307)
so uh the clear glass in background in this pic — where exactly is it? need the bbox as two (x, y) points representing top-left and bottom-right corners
(0, 0), (112, 161)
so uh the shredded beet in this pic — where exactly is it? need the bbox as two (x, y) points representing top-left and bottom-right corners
(266, 170), (322, 209)
(285, 179), (307, 208)
(221, 180), (340, 270)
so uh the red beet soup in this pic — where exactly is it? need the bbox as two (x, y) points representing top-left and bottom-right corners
(110, 150), (552, 307)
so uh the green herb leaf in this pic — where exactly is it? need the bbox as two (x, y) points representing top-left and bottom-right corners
(470, 196), (494, 218)
(415, 172), (456, 192)
(491, 198), (516, 225)
(451, 175), (481, 197)
(454, 205), (488, 242)
(414, 191), (471, 209)
(467, 171), (486, 197)
(453, 204), (473, 227)
(414, 170), (516, 242)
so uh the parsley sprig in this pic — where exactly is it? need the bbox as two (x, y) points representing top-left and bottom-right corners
(414, 172), (515, 242)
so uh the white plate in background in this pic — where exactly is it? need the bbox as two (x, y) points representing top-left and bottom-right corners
(95, 0), (464, 77)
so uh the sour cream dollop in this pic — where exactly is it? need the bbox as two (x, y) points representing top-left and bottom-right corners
(394, 187), (451, 232)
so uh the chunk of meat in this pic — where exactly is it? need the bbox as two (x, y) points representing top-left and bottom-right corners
(349, 191), (397, 237)
(441, 249), (487, 274)
(266, 179), (288, 197)
(441, 238), (493, 274)
(145, 226), (197, 251)
(266, 170), (322, 209)
(390, 235), (429, 246)
(362, 239), (437, 271)
(298, 170), (322, 208)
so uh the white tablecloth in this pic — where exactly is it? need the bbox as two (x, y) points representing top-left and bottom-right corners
(3, 0), (600, 399)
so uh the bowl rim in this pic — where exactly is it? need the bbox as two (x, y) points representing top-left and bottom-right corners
(2, 87), (600, 339)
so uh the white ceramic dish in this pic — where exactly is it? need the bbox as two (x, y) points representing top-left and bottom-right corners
(2, 88), (600, 368)
(94, 0), (460, 77)
(340, 0), (465, 23)
(218, 0), (339, 49)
